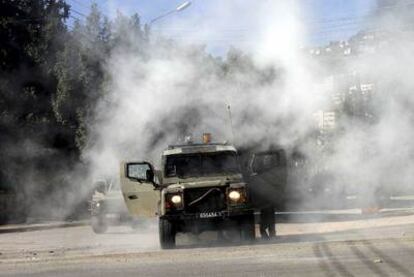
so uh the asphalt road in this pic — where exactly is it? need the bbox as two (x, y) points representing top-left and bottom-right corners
(1, 213), (414, 276)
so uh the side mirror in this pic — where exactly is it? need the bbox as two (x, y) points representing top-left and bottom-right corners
(126, 162), (156, 185)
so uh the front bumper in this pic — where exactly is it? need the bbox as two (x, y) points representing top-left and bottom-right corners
(160, 208), (254, 221)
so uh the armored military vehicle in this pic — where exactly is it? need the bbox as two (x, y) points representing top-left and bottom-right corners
(120, 135), (256, 249)
(90, 178), (131, 233)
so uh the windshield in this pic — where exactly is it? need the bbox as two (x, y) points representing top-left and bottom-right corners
(165, 151), (240, 178)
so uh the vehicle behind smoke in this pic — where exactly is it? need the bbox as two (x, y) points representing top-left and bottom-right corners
(89, 178), (132, 233)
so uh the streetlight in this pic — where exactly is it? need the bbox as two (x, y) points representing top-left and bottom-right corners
(149, 1), (192, 26)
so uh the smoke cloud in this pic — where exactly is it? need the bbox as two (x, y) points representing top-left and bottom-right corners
(86, 1), (318, 168)
(84, 0), (414, 211)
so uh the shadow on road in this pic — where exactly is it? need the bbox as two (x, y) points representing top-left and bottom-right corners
(171, 221), (414, 250)
(348, 244), (387, 277)
(172, 229), (337, 249)
(313, 243), (354, 277)
(361, 240), (412, 277)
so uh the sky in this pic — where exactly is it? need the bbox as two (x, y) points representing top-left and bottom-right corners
(67, 0), (378, 55)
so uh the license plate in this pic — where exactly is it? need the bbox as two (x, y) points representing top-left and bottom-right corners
(199, 212), (222, 218)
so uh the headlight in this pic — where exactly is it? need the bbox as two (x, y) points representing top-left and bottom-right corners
(95, 202), (100, 208)
(227, 186), (247, 204)
(228, 190), (241, 201)
(171, 195), (182, 204)
(165, 193), (184, 210)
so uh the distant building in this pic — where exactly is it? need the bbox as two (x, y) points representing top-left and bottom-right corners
(313, 111), (336, 131)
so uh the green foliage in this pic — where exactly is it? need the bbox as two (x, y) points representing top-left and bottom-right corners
(0, 1), (121, 195)
(0, 0), (155, 211)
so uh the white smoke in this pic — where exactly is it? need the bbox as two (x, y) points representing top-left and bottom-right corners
(86, 1), (321, 169)
(84, 0), (414, 210)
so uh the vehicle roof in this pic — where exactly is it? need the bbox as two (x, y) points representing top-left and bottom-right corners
(162, 143), (237, 156)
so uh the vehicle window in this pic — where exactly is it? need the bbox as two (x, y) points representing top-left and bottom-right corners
(127, 163), (151, 180)
(165, 151), (240, 178)
(252, 152), (283, 173)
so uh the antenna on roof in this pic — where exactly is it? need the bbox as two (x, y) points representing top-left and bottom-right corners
(226, 103), (236, 144)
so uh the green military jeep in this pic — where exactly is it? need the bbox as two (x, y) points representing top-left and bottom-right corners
(120, 142), (256, 249)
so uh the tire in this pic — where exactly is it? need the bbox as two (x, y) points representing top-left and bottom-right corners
(159, 218), (176, 249)
(240, 214), (256, 242)
(91, 215), (108, 234)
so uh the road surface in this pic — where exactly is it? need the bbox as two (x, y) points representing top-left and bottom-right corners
(1, 212), (414, 276)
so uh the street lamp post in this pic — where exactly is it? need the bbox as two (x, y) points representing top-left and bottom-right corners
(149, 1), (192, 26)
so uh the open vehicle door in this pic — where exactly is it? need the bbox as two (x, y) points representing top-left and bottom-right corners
(120, 161), (160, 217)
(241, 149), (288, 210)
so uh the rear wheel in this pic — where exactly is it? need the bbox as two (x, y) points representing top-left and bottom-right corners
(240, 214), (256, 242)
(159, 218), (176, 249)
(91, 215), (108, 234)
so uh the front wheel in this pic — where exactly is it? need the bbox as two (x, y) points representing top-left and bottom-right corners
(159, 218), (176, 249)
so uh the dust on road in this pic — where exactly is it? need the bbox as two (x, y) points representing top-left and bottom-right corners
(1, 212), (414, 264)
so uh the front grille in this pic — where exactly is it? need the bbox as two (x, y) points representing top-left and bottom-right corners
(184, 187), (227, 214)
